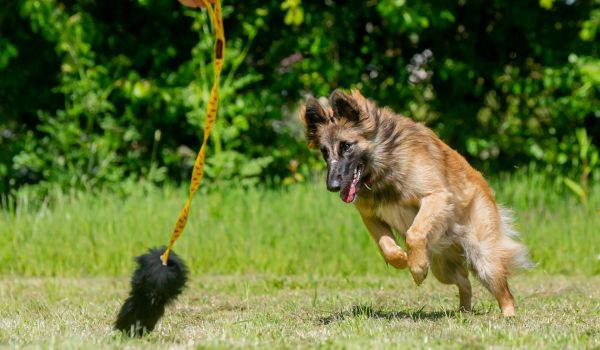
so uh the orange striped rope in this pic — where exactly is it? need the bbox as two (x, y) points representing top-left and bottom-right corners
(161, 0), (225, 265)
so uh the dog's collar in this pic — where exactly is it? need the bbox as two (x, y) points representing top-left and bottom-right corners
(363, 176), (373, 190)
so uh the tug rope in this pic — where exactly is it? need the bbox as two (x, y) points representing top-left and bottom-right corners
(161, 0), (225, 265)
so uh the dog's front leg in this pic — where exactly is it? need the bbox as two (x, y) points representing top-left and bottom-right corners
(360, 214), (407, 269)
(406, 191), (452, 285)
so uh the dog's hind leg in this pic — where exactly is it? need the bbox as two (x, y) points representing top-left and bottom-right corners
(456, 268), (472, 312)
(483, 276), (515, 317)
(463, 235), (517, 316)
(430, 250), (472, 312)
(462, 198), (530, 317)
(462, 238), (517, 316)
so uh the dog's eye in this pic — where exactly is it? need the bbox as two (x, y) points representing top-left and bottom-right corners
(340, 142), (353, 153)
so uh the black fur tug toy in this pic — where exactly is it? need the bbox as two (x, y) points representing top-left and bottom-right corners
(114, 0), (225, 337)
(114, 248), (188, 336)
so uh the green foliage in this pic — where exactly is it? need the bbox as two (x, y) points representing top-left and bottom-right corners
(0, 0), (598, 193)
(562, 128), (598, 204)
(281, 0), (304, 26)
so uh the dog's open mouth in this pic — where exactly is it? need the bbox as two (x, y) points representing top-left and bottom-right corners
(340, 165), (363, 203)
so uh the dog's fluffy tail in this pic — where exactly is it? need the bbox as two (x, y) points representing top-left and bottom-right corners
(460, 206), (533, 285)
(497, 206), (534, 271)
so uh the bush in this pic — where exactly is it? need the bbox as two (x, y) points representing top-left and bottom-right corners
(0, 0), (598, 194)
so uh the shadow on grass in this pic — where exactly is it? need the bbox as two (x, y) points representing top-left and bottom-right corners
(319, 304), (480, 324)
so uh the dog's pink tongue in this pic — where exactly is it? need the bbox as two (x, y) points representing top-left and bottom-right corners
(342, 181), (357, 203)
(342, 169), (361, 203)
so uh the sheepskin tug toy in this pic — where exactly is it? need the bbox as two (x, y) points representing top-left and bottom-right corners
(114, 0), (225, 337)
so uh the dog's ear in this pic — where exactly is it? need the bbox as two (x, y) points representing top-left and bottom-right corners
(330, 89), (362, 123)
(300, 97), (328, 148)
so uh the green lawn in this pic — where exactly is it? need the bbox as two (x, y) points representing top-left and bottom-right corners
(1, 174), (599, 348)
(1, 175), (599, 276)
(1, 275), (599, 349)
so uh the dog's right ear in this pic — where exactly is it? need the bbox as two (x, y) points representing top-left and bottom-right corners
(330, 89), (362, 124)
(300, 97), (327, 148)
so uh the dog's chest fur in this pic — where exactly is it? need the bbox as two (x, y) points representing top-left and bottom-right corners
(375, 201), (419, 237)
(373, 200), (460, 257)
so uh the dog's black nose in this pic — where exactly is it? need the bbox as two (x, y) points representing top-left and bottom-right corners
(327, 179), (341, 192)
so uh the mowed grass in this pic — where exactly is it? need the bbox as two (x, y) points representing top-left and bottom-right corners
(1, 275), (599, 349)
(1, 174), (599, 276)
(1, 174), (599, 348)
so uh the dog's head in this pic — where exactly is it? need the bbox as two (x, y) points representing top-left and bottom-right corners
(300, 89), (377, 203)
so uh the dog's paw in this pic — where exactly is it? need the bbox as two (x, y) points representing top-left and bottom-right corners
(408, 250), (429, 285)
(384, 249), (408, 269)
(501, 305), (516, 317)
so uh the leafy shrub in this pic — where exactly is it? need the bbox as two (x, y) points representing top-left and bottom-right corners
(0, 0), (598, 195)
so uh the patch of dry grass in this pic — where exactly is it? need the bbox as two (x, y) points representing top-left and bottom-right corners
(1, 274), (599, 349)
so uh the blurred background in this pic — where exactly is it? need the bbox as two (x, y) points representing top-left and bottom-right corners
(0, 0), (598, 276)
(1, 0), (598, 195)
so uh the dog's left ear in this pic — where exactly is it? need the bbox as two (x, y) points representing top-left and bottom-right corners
(300, 97), (328, 148)
(330, 89), (362, 123)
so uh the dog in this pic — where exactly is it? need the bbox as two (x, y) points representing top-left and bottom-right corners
(299, 89), (531, 316)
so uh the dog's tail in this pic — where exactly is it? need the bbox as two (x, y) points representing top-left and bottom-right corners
(460, 206), (533, 284)
(497, 206), (534, 271)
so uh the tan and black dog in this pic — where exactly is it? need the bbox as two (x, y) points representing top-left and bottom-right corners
(300, 89), (531, 316)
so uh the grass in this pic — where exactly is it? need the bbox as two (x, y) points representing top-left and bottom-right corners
(1, 174), (599, 276)
(1, 173), (599, 348)
(1, 275), (599, 348)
